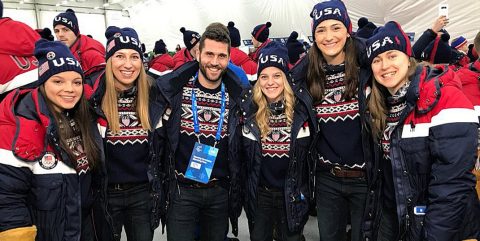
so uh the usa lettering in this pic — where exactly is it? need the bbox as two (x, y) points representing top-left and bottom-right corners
(366, 37), (394, 57)
(119, 36), (142, 48)
(54, 17), (73, 28)
(259, 55), (285, 66)
(312, 7), (341, 20)
(52, 57), (80, 67)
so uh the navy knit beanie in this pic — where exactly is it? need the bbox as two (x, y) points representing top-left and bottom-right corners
(257, 41), (289, 76)
(34, 39), (83, 85)
(53, 9), (79, 36)
(421, 33), (452, 64)
(358, 17), (369, 29)
(366, 21), (412, 64)
(105, 26), (143, 61)
(251, 22), (271, 43)
(180, 27), (201, 51)
(227, 21), (241, 47)
(286, 31), (306, 65)
(154, 39), (167, 54)
(310, 0), (352, 38)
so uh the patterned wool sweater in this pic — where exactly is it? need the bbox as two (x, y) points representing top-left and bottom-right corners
(314, 63), (365, 170)
(105, 87), (149, 184)
(175, 79), (230, 183)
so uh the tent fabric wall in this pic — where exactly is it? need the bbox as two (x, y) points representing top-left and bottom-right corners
(3, 0), (480, 55)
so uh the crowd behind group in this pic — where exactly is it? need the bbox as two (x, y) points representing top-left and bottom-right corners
(1, 0), (480, 241)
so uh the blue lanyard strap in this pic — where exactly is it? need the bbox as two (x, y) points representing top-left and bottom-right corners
(191, 73), (226, 146)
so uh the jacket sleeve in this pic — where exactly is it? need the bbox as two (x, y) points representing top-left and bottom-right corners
(426, 110), (478, 240)
(412, 29), (437, 60)
(0, 159), (34, 232)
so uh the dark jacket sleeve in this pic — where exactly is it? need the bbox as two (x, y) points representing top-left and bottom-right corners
(426, 121), (478, 241)
(0, 163), (33, 232)
(412, 29), (437, 60)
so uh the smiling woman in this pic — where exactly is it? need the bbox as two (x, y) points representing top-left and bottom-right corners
(289, 1), (372, 241)
(0, 39), (100, 241)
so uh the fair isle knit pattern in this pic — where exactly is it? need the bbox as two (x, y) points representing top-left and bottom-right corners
(64, 118), (89, 174)
(106, 95), (148, 145)
(382, 81), (410, 159)
(180, 79), (230, 139)
(315, 71), (360, 123)
(262, 112), (291, 158)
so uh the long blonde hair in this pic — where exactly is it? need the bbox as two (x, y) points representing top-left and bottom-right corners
(253, 72), (295, 139)
(101, 57), (152, 133)
(368, 57), (418, 139)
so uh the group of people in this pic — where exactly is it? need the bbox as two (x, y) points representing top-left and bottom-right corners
(0, 0), (480, 241)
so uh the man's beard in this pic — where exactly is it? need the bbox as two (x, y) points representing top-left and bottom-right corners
(199, 58), (226, 83)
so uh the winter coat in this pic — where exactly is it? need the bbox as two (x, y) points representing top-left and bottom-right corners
(363, 65), (480, 241)
(148, 54), (174, 78)
(0, 18), (40, 98)
(0, 88), (104, 241)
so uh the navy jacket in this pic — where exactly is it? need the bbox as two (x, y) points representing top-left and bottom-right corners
(240, 73), (317, 232)
(0, 88), (105, 241)
(363, 65), (480, 241)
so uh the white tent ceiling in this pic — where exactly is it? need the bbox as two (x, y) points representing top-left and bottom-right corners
(3, 0), (480, 53)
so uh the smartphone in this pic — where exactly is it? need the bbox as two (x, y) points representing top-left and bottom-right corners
(439, 4), (449, 18)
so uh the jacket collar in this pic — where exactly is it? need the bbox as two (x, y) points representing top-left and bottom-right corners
(157, 60), (249, 107)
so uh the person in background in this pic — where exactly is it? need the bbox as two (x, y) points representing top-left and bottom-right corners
(242, 41), (315, 241)
(156, 22), (247, 241)
(0, 0), (40, 101)
(175, 44), (181, 52)
(355, 17), (377, 39)
(172, 27), (201, 70)
(286, 31), (306, 68)
(249, 22), (272, 62)
(53, 9), (105, 76)
(451, 36), (471, 68)
(412, 15), (448, 60)
(455, 31), (480, 199)
(227, 21), (257, 83)
(0, 39), (101, 241)
(365, 21), (480, 241)
(86, 26), (163, 241)
(290, 1), (372, 240)
(36, 27), (54, 41)
(148, 39), (174, 78)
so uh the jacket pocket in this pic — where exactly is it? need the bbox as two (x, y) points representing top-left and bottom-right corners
(31, 174), (63, 211)
(399, 138), (431, 175)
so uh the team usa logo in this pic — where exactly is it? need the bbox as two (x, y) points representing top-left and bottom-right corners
(46, 51), (56, 60)
(39, 152), (58, 170)
(311, 7), (342, 20)
(366, 36), (399, 58)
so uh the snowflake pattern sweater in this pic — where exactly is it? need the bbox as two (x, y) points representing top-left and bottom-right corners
(260, 111), (291, 189)
(314, 63), (365, 170)
(105, 87), (149, 184)
(175, 79), (230, 183)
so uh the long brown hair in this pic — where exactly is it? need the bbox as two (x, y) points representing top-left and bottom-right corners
(253, 72), (295, 140)
(101, 57), (152, 133)
(368, 58), (418, 139)
(40, 85), (100, 168)
(307, 36), (358, 104)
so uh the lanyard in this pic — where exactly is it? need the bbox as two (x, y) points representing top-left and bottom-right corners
(191, 73), (226, 147)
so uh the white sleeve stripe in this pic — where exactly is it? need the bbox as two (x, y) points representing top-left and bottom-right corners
(32, 160), (76, 175)
(297, 126), (310, 139)
(0, 148), (33, 170)
(0, 148), (77, 175)
(149, 68), (172, 76)
(0, 68), (38, 94)
(247, 74), (257, 82)
(474, 106), (480, 117)
(431, 108), (479, 126)
(401, 108), (478, 138)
